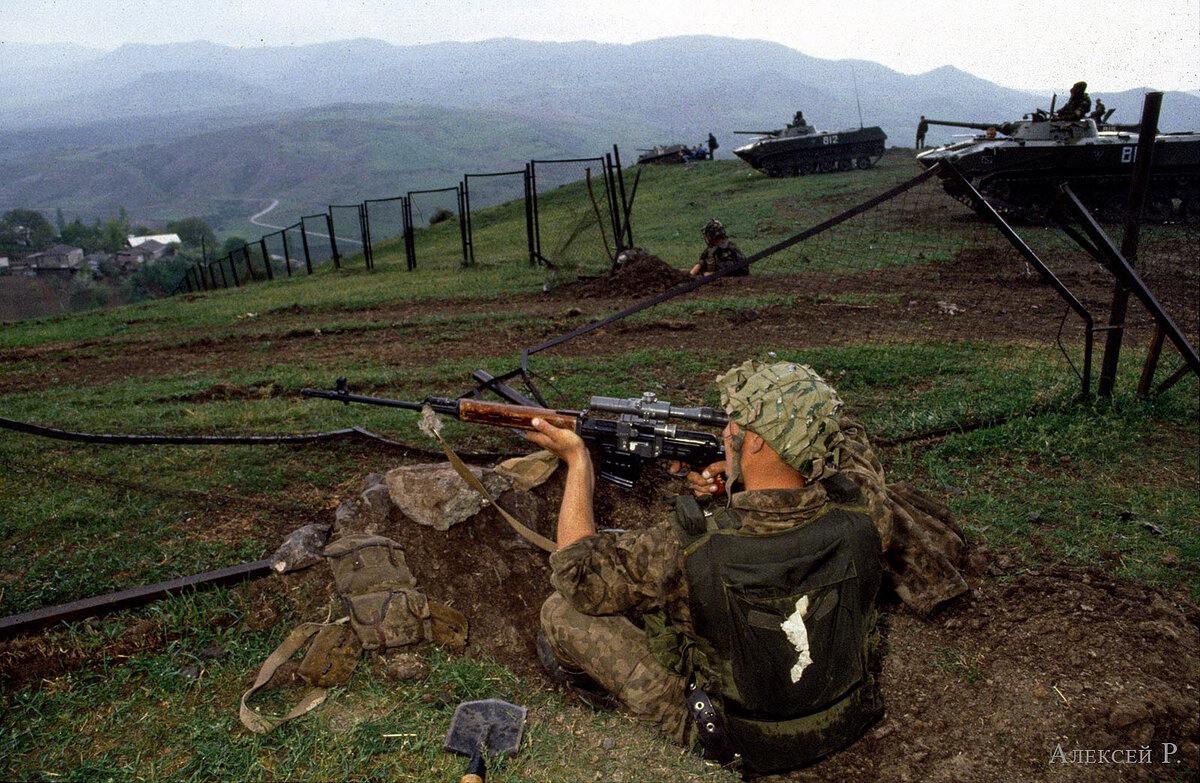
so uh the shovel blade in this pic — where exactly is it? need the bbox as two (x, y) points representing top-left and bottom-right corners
(445, 698), (526, 757)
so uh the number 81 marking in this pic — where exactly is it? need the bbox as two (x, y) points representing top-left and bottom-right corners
(1121, 146), (1137, 164)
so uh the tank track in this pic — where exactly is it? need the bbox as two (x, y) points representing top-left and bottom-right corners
(947, 172), (1199, 225)
(758, 143), (885, 178)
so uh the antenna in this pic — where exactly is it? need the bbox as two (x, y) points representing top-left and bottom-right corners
(851, 65), (864, 129)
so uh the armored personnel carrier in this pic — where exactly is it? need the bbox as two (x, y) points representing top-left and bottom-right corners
(732, 117), (887, 176)
(915, 116), (1200, 223)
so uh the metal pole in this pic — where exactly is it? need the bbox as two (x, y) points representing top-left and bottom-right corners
(604, 153), (624, 256)
(939, 162), (1098, 397)
(228, 253), (240, 287)
(457, 185), (470, 268)
(613, 144), (634, 248)
(530, 161), (542, 265)
(1137, 326), (1167, 397)
(463, 176), (476, 267)
(524, 165), (536, 266)
(300, 217), (313, 274)
(281, 229), (292, 277)
(1059, 184), (1199, 385)
(326, 212), (340, 269)
(1097, 91), (1162, 397)
(360, 204), (373, 270)
(403, 196), (416, 270)
(243, 245), (257, 281)
(260, 237), (274, 280)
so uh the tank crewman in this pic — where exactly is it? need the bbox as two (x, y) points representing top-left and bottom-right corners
(1055, 81), (1092, 120)
(915, 115), (929, 148)
(792, 110), (806, 128)
(690, 219), (749, 277)
(528, 361), (887, 775)
(1090, 98), (1108, 124)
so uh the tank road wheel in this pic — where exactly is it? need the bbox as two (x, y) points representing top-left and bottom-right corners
(856, 156), (873, 170)
(835, 158), (850, 171)
(799, 161), (816, 175)
(818, 159), (836, 173)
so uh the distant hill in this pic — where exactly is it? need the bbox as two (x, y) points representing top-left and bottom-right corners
(1, 36), (1196, 235)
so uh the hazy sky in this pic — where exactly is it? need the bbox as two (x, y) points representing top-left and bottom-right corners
(4, 0), (1198, 93)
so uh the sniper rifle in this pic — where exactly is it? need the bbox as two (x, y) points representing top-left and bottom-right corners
(301, 379), (727, 489)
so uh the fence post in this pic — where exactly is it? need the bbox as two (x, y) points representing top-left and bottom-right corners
(325, 212), (340, 269)
(228, 253), (240, 287)
(260, 237), (274, 280)
(455, 185), (470, 268)
(402, 197), (416, 270)
(358, 204), (373, 270)
(604, 152), (624, 257)
(281, 229), (292, 277)
(527, 162), (540, 265)
(299, 217), (314, 274)
(462, 177), (476, 267)
(1098, 91), (1161, 398)
(242, 245), (258, 281)
(612, 144), (634, 248)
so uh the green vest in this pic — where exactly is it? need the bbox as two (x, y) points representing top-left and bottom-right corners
(653, 475), (884, 774)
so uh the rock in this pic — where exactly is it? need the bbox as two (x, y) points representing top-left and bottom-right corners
(270, 523), (332, 573)
(386, 463), (513, 530)
(360, 482), (393, 524)
(1108, 700), (1151, 730)
(373, 652), (431, 682)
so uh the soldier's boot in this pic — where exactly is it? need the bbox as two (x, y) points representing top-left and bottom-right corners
(536, 631), (620, 711)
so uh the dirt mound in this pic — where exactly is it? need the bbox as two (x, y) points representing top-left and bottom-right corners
(568, 249), (691, 298)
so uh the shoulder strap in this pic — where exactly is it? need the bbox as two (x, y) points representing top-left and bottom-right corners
(239, 622), (332, 734)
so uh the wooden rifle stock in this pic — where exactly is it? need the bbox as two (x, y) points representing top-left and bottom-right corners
(455, 399), (580, 432)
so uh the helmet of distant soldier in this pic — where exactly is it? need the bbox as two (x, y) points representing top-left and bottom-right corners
(701, 219), (727, 241)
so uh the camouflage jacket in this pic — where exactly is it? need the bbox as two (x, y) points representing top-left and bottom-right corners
(1056, 93), (1092, 120)
(548, 417), (889, 634)
(697, 238), (749, 276)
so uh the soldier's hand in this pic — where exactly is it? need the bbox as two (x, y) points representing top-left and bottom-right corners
(669, 460), (727, 498)
(526, 418), (590, 469)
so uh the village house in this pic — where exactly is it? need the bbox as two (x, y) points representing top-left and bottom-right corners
(18, 244), (84, 277)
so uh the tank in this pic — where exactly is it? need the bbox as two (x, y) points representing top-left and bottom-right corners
(637, 135), (717, 165)
(637, 144), (693, 165)
(732, 118), (887, 176)
(915, 116), (1200, 223)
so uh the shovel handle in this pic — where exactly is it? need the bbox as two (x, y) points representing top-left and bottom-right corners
(459, 751), (486, 782)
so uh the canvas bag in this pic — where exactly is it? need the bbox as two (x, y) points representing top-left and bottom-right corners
(240, 534), (467, 733)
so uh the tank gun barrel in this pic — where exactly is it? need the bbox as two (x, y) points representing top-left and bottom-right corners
(733, 130), (779, 136)
(924, 119), (1000, 131)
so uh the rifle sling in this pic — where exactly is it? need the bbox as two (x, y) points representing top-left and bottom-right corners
(428, 427), (558, 553)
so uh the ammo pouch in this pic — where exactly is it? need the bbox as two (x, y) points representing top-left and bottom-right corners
(239, 533), (467, 734)
(327, 534), (426, 650)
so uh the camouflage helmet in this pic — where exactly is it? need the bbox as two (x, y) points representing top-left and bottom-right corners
(1072, 81), (1087, 93)
(701, 219), (727, 241)
(716, 360), (846, 482)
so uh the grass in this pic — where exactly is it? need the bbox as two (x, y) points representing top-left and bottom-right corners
(0, 152), (1196, 780)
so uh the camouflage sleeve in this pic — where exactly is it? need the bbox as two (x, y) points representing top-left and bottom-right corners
(836, 416), (892, 535)
(548, 521), (688, 617)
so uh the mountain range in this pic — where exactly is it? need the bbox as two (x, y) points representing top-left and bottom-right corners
(1, 36), (1196, 236)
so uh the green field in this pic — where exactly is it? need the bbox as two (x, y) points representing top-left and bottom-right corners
(1, 153), (1196, 781)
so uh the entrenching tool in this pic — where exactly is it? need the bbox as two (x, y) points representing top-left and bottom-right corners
(444, 698), (526, 782)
